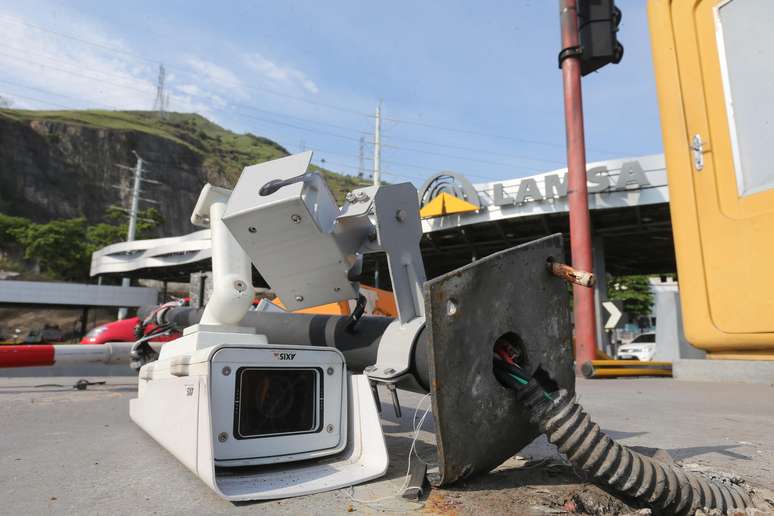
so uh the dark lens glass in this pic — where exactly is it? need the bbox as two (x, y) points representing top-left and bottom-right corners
(235, 368), (320, 438)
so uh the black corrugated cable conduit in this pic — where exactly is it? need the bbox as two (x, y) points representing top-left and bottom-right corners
(493, 364), (756, 514)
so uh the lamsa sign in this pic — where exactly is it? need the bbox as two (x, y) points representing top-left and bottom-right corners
(417, 158), (658, 219)
(491, 160), (651, 207)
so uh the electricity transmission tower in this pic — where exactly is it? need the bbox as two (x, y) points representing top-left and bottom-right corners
(153, 64), (167, 117)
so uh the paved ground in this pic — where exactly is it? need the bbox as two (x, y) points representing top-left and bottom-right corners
(0, 376), (772, 515)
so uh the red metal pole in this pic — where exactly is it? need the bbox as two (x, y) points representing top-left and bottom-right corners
(559, 0), (597, 371)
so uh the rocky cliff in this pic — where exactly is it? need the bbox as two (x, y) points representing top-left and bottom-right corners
(0, 109), (365, 237)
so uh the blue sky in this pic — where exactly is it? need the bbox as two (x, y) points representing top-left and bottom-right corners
(0, 0), (661, 185)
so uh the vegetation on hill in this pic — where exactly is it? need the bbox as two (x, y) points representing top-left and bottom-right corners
(0, 109), (368, 203)
(0, 208), (163, 281)
(0, 109), (371, 280)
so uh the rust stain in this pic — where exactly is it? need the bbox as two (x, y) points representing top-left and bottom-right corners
(423, 491), (462, 515)
(546, 258), (595, 288)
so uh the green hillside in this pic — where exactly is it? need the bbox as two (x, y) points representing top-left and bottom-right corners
(0, 109), (368, 202)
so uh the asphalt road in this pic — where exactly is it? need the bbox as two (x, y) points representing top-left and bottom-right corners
(0, 376), (772, 515)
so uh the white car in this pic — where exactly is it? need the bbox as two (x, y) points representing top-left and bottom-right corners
(616, 332), (656, 361)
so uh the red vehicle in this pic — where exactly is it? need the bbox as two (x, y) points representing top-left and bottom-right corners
(80, 300), (189, 345)
(79, 316), (180, 345)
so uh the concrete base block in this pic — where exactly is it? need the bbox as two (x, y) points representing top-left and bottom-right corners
(673, 359), (774, 385)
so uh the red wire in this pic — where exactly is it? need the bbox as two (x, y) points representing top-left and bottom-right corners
(495, 348), (516, 365)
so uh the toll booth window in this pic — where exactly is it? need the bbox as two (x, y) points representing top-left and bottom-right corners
(716, 0), (774, 197)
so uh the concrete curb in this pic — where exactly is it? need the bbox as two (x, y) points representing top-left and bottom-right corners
(673, 359), (774, 385)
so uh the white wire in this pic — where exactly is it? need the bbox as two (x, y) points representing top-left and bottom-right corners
(347, 392), (433, 510)
(411, 393), (438, 468)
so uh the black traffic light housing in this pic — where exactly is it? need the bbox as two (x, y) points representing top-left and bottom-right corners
(576, 0), (624, 76)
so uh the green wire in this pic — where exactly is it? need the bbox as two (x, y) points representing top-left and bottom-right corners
(508, 372), (529, 385)
(496, 359), (556, 401)
(507, 371), (554, 401)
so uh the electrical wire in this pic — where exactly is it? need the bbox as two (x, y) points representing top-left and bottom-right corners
(0, 14), (373, 118)
(0, 13), (635, 156)
(0, 76), (120, 110)
(0, 49), (561, 180)
(381, 114), (629, 156)
(492, 349), (756, 513)
(0, 75), (522, 185)
(0, 51), (546, 174)
(380, 131), (565, 166)
(3, 40), (650, 185)
(411, 392), (438, 468)
(347, 392), (433, 510)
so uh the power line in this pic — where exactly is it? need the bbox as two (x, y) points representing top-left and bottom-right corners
(0, 42), (378, 135)
(0, 49), (568, 173)
(0, 89), (88, 110)
(0, 77), (120, 110)
(379, 140), (543, 172)
(0, 86), (517, 187)
(312, 145), (515, 182)
(0, 50), (373, 147)
(1, 72), (526, 184)
(0, 14), (631, 156)
(379, 132), (565, 166)
(0, 14), (374, 118)
(312, 159), (418, 183)
(380, 115), (627, 156)
(379, 158), (512, 182)
(0, 48), (379, 145)
(0, 49), (154, 96)
(1, 46), (562, 181)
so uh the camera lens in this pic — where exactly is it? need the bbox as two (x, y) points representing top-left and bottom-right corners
(234, 368), (321, 439)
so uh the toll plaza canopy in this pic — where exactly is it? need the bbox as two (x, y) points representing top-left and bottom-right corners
(91, 153), (674, 286)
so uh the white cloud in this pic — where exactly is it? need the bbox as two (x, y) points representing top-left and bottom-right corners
(243, 52), (319, 94)
(175, 83), (227, 110)
(0, 8), (349, 154)
(0, 12), (155, 110)
(0, 11), (229, 119)
(184, 57), (246, 97)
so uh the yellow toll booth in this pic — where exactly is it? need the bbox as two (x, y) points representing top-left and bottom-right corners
(649, 0), (774, 359)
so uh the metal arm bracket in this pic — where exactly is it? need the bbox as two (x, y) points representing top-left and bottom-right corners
(365, 183), (427, 382)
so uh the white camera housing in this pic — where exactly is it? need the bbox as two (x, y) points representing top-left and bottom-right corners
(130, 326), (388, 500)
(210, 344), (347, 466)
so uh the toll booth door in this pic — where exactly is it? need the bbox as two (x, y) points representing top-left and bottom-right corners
(651, 0), (774, 343)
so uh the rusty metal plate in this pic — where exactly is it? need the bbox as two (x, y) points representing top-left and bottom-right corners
(424, 234), (574, 485)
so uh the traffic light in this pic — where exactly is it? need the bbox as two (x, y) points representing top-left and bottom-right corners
(577, 0), (624, 75)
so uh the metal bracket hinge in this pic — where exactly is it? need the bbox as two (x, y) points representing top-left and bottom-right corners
(691, 134), (704, 171)
(558, 45), (583, 68)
